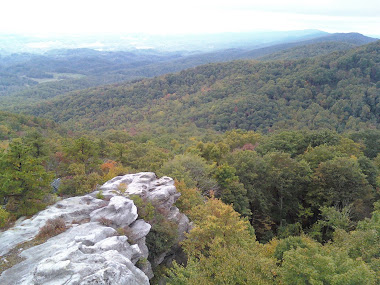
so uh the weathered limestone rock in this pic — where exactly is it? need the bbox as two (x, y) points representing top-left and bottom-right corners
(100, 172), (190, 237)
(129, 219), (152, 242)
(0, 195), (105, 256)
(0, 172), (191, 284)
(90, 196), (138, 228)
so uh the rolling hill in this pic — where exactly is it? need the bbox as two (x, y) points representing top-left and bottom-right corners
(15, 40), (379, 134)
(1, 32), (376, 107)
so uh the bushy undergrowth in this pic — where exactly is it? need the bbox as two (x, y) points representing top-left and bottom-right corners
(36, 217), (67, 239)
(129, 194), (178, 262)
(146, 214), (178, 262)
(0, 208), (9, 228)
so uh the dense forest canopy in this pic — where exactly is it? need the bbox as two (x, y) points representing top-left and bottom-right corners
(0, 32), (376, 110)
(12, 40), (379, 134)
(1, 110), (379, 283)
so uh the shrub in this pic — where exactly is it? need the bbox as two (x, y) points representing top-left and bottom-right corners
(36, 217), (66, 239)
(174, 180), (203, 217)
(97, 217), (113, 226)
(59, 171), (101, 196)
(146, 214), (178, 262)
(116, 226), (136, 244)
(136, 257), (148, 269)
(129, 194), (178, 262)
(0, 208), (10, 228)
(116, 227), (125, 236)
(96, 190), (104, 200)
(117, 182), (127, 194)
(129, 195), (155, 222)
(17, 199), (47, 218)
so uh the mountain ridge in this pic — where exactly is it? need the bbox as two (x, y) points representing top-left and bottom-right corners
(16, 40), (379, 134)
(0, 32), (377, 110)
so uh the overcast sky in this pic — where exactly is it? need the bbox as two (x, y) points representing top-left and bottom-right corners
(1, 0), (379, 36)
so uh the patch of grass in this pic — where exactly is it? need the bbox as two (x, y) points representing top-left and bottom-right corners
(0, 231), (60, 275)
(0, 242), (27, 275)
(129, 195), (155, 222)
(96, 190), (105, 200)
(116, 226), (136, 244)
(117, 183), (127, 194)
(136, 257), (148, 269)
(97, 217), (113, 227)
(71, 218), (90, 225)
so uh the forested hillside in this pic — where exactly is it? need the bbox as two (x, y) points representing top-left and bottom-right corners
(19, 40), (380, 133)
(1, 33), (376, 111)
(242, 32), (377, 59)
(258, 41), (356, 60)
(0, 49), (184, 97)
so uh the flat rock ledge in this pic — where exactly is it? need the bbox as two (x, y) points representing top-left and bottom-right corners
(0, 172), (191, 285)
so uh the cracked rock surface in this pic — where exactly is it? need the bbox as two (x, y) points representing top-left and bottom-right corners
(0, 172), (190, 285)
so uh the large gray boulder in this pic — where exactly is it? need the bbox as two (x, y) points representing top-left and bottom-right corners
(90, 196), (138, 228)
(0, 172), (191, 285)
(100, 172), (190, 239)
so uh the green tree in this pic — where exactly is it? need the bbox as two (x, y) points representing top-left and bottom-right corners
(174, 180), (204, 218)
(223, 129), (261, 150)
(349, 130), (380, 159)
(158, 154), (217, 193)
(64, 136), (100, 173)
(22, 130), (48, 158)
(59, 163), (100, 195)
(332, 201), (380, 279)
(300, 144), (342, 169)
(214, 164), (250, 216)
(124, 141), (170, 172)
(312, 157), (373, 209)
(226, 150), (271, 236)
(182, 197), (254, 257)
(167, 241), (275, 285)
(357, 156), (379, 188)
(167, 197), (276, 285)
(0, 139), (53, 216)
(262, 152), (312, 227)
(256, 131), (307, 157)
(195, 141), (229, 164)
(280, 238), (375, 284)
(309, 205), (353, 242)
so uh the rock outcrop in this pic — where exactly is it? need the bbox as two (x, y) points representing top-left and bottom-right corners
(0, 172), (191, 285)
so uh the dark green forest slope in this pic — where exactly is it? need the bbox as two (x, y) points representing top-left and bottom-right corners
(20, 40), (379, 133)
(259, 41), (356, 60)
(242, 32), (377, 60)
(0, 33), (376, 110)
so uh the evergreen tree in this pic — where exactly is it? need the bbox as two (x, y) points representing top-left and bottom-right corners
(0, 139), (53, 216)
